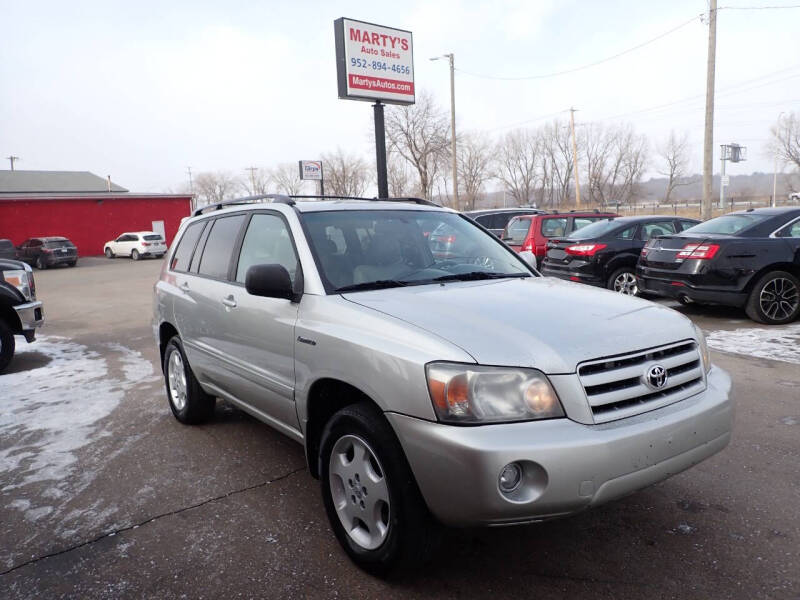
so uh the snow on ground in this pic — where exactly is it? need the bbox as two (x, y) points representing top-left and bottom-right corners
(0, 336), (157, 524)
(706, 323), (800, 365)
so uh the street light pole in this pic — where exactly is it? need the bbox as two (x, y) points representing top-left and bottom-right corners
(772, 112), (785, 208)
(431, 53), (458, 209)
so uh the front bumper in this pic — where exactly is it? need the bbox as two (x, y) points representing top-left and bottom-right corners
(14, 300), (44, 339)
(388, 366), (732, 527)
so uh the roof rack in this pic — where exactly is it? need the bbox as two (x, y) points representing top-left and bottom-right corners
(192, 194), (439, 216)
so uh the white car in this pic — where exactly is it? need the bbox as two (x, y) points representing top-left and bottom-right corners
(104, 231), (167, 260)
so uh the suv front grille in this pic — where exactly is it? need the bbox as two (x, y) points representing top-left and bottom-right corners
(578, 341), (705, 423)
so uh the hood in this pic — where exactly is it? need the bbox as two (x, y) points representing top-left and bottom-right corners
(343, 277), (696, 373)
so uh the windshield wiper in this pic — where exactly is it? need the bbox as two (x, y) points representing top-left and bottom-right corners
(430, 271), (530, 283)
(334, 280), (410, 293)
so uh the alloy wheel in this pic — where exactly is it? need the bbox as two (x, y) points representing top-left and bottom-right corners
(328, 435), (391, 551)
(167, 351), (188, 411)
(613, 272), (638, 295)
(759, 277), (799, 321)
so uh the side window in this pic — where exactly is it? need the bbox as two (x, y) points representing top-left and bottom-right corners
(541, 218), (567, 237)
(474, 215), (492, 227)
(679, 220), (699, 231)
(639, 221), (676, 241)
(779, 220), (800, 238)
(190, 223), (212, 273)
(491, 213), (514, 231)
(169, 221), (205, 272)
(235, 214), (299, 284)
(198, 215), (246, 279)
(31, 239), (43, 248)
(616, 226), (637, 240)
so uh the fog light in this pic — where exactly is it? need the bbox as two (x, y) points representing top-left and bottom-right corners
(499, 462), (523, 493)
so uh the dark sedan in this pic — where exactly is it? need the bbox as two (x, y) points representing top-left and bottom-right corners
(16, 237), (78, 269)
(542, 215), (699, 295)
(637, 207), (800, 324)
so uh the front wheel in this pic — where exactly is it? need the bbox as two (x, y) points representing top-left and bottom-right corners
(319, 402), (437, 576)
(162, 336), (215, 423)
(131, 249), (140, 261)
(104, 247), (114, 258)
(608, 267), (638, 296)
(0, 319), (15, 373)
(745, 271), (800, 325)
(35, 256), (47, 270)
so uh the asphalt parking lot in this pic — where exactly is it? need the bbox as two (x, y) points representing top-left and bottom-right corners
(1, 257), (798, 599)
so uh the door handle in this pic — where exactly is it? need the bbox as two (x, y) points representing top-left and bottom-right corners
(221, 295), (237, 308)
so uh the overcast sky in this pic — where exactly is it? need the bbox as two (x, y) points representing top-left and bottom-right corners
(1, 0), (798, 193)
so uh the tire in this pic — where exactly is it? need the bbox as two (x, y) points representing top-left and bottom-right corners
(131, 249), (140, 261)
(0, 319), (15, 373)
(319, 402), (437, 576)
(745, 270), (800, 325)
(105, 247), (114, 258)
(162, 336), (215, 424)
(608, 267), (639, 296)
(35, 256), (47, 270)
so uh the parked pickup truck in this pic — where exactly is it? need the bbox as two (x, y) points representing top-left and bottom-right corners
(0, 258), (44, 372)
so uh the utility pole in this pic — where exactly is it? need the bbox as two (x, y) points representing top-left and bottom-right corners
(569, 108), (581, 208)
(6, 156), (19, 171)
(431, 53), (458, 208)
(772, 112), (785, 207)
(245, 166), (258, 195)
(702, 0), (717, 221)
(186, 167), (195, 211)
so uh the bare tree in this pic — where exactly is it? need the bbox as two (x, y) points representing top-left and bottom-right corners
(495, 128), (539, 206)
(457, 132), (494, 210)
(770, 111), (800, 169)
(582, 123), (648, 205)
(240, 167), (272, 196)
(193, 171), (241, 206)
(321, 148), (371, 197)
(539, 120), (576, 208)
(657, 131), (691, 203)
(387, 151), (414, 197)
(385, 90), (451, 199)
(271, 163), (305, 195)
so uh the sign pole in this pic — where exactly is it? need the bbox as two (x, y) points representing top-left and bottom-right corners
(374, 101), (388, 198)
(320, 162), (325, 196)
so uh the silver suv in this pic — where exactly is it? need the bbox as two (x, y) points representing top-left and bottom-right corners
(153, 195), (732, 574)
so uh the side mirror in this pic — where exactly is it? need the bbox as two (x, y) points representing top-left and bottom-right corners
(245, 264), (300, 302)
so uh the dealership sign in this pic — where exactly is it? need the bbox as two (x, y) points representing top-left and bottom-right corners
(334, 18), (415, 105)
(298, 160), (323, 181)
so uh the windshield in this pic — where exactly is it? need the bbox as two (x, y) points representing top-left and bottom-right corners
(567, 218), (618, 239)
(302, 210), (532, 292)
(683, 213), (771, 235)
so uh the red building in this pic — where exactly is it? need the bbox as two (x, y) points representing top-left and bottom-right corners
(0, 171), (192, 255)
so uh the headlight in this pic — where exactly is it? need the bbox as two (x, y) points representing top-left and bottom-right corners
(426, 363), (565, 424)
(694, 325), (711, 373)
(2, 268), (33, 301)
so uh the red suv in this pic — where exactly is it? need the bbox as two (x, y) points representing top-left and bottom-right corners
(503, 211), (618, 263)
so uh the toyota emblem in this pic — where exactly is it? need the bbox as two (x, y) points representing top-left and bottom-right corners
(645, 365), (668, 390)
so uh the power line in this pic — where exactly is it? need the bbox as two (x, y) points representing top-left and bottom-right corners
(718, 4), (800, 10)
(454, 14), (702, 81)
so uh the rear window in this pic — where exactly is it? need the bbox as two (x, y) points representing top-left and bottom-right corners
(567, 218), (618, 239)
(143, 234), (163, 241)
(170, 221), (205, 272)
(197, 215), (246, 279)
(0, 240), (12, 249)
(505, 218), (531, 243)
(684, 214), (771, 235)
(44, 240), (74, 248)
(541, 217), (567, 237)
(572, 217), (608, 232)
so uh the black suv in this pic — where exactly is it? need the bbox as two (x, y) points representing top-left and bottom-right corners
(637, 207), (800, 324)
(0, 258), (44, 372)
(464, 207), (544, 237)
(542, 215), (699, 295)
(16, 237), (78, 269)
